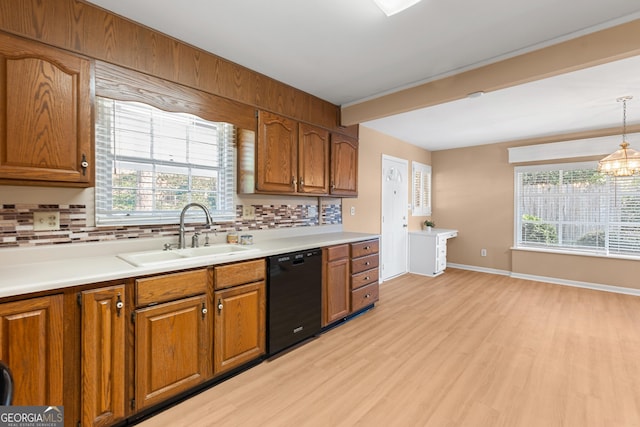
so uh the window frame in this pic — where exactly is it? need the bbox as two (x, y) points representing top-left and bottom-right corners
(514, 161), (640, 259)
(412, 161), (432, 216)
(95, 96), (236, 226)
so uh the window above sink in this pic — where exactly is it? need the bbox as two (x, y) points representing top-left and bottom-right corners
(95, 97), (236, 226)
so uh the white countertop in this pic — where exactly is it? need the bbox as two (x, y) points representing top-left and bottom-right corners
(0, 225), (378, 299)
(409, 228), (458, 237)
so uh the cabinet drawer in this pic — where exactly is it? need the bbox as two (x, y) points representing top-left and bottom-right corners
(325, 244), (349, 262)
(351, 268), (379, 290)
(214, 259), (265, 290)
(351, 282), (379, 312)
(136, 269), (209, 307)
(350, 239), (379, 258)
(351, 253), (379, 274)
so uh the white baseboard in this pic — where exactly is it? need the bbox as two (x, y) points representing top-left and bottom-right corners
(447, 263), (511, 277)
(447, 263), (640, 297)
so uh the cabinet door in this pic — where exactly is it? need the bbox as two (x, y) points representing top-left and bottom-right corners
(330, 134), (358, 196)
(214, 281), (266, 375)
(298, 123), (329, 194)
(0, 295), (63, 406)
(0, 32), (92, 185)
(82, 285), (126, 427)
(135, 295), (211, 410)
(256, 111), (298, 193)
(322, 246), (351, 326)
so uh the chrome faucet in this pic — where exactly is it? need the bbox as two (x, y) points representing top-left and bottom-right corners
(179, 203), (214, 249)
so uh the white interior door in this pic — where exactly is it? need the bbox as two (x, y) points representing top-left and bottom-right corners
(381, 155), (408, 281)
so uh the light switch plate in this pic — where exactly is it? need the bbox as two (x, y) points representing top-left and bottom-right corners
(33, 211), (60, 231)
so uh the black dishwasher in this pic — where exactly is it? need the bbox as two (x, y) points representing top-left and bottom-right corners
(267, 248), (322, 355)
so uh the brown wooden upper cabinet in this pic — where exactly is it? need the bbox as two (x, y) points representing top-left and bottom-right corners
(0, 32), (93, 186)
(330, 133), (358, 197)
(298, 122), (330, 194)
(256, 111), (330, 195)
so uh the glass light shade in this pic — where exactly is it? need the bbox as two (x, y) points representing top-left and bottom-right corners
(597, 141), (640, 176)
(373, 0), (422, 16)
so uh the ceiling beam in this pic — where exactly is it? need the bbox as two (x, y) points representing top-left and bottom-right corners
(341, 18), (640, 126)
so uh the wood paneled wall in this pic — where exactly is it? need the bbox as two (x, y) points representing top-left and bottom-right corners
(0, 0), (356, 136)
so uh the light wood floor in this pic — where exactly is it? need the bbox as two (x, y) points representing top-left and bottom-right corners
(137, 269), (640, 427)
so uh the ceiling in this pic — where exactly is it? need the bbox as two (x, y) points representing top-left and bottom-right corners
(85, 0), (640, 151)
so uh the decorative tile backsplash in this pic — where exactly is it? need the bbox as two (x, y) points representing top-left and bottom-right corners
(0, 203), (342, 249)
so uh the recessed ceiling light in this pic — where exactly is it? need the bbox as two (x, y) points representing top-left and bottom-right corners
(373, 0), (423, 16)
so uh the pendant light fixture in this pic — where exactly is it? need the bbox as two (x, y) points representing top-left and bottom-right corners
(598, 96), (640, 176)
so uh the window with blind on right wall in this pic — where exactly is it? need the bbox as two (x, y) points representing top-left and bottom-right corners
(514, 161), (640, 257)
(412, 161), (432, 216)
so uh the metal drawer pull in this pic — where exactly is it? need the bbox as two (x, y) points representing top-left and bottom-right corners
(202, 302), (208, 319)
(365, 261), (370, 266)
(217, 298), (223, 313)
(364, 246), (370, 250)
(365, 293), (371, 298)
(364, 276), (370, 281)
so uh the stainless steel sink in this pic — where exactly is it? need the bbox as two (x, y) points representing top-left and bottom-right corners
(117, 244), (258, 267)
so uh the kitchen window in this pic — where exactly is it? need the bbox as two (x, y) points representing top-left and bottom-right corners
(95, 97), (236, 225)
(515, 161), (640, 257)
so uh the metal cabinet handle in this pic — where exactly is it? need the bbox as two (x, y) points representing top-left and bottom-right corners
(291, 176), (297, 188)
(202, 302), (207, 319)
(365, 261), (370, 266)
(365, 294), (371, 298)
(364, 276), (370, 281)
(364, 246), (370, 250)
(217, 298), (223, 313)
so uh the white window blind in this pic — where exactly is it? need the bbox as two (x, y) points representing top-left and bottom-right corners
(515, 161), (640, 257)
(95, 97), (236, 225)
(412, 161), (432, 216)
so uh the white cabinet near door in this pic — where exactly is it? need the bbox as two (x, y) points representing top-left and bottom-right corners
(409, 229), (458, 277)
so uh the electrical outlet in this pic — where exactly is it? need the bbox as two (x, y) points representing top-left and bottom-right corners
(242, 205), (256, 220)
(481, 248), (487, 257)
(350, 206), (356, 216)
(33, 211), (60, 231)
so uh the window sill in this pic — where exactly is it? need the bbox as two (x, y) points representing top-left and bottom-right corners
(511, 246), (640, 262)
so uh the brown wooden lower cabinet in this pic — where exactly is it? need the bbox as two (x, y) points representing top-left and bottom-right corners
(0, 294), (64, 406)
(213, 281), (266, 374)
(81, 285), (126, 427)
(322, 239), (380, 327)
(134, 294), (211, 410)
(0, 244), (378, 427)
(322, 244), (351, 326)
(351, 282), (380, 312)
(350, 239), (380, 313)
